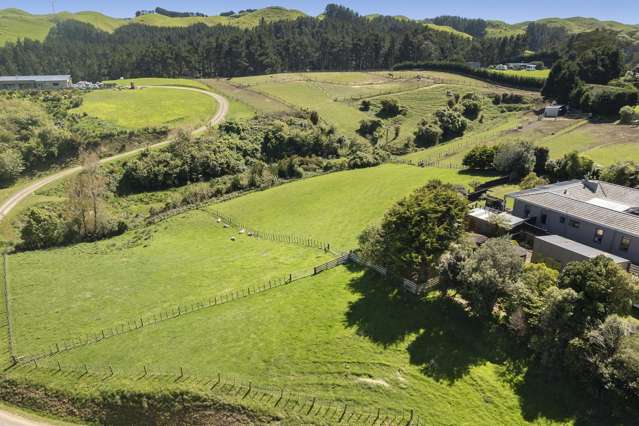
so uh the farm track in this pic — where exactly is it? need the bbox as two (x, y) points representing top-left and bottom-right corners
(0, 86), (228, 223)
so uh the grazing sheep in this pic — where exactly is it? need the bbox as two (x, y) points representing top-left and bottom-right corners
(239, 229), (246, 234)
(217, 218), (222, 223)
(224, 224), (230, 228)
(230, 236), (236, 241)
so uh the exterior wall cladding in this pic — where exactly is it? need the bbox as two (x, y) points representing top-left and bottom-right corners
(513, 200), (639, 265)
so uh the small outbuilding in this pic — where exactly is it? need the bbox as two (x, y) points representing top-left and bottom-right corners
(467, 207), (527, 237)
(544, 104), (567, 118)
(532, 234), (631, 270)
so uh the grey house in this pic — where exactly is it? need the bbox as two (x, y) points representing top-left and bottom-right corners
(508, 180), (639, 267)
(0, 75), (72, 90)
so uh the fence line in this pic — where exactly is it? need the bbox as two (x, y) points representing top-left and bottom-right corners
(15, 360), (424, 426)
(211, 210), (335, 254)
(348, 253), (438, 295)
(2, 253), (16, 363)
(17, 255), (348, 365)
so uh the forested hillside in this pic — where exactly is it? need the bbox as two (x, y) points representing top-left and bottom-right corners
(0, 5), (476, 81)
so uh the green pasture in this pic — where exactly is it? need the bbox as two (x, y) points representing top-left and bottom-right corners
(491, 69), (550, 79)
(103, 77), (209, 90)
(213, 164), (492, 250)
(7, 209), (331, 355)
(201, 79), (293, 119)
(70, 87), (217, 129)
(50, 266), (578, 425)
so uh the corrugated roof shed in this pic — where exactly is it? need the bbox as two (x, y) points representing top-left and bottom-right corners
(0, 75), (71, 82)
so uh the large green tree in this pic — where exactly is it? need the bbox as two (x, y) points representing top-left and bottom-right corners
(358, 180), (468, 283)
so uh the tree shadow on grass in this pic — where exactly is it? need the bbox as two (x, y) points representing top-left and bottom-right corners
(343, 265), (425, 347)
(343, 264), (510, 382)
(342, 265), (609, 424)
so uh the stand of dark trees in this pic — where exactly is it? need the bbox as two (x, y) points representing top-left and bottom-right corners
(429, 16), (487, 38)
(0, 5), (543, 81)
(0, 5), (480, 81)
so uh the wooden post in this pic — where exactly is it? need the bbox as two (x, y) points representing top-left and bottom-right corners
(2, 253), (16, 363)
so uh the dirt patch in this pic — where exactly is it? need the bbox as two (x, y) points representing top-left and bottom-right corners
(356, 377), (390, 388)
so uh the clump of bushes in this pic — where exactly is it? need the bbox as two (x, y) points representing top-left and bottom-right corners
(462, 145), (497, 170)
(377, 98), (406, 118)
(619, 105), (638, 124)
(413, 120), (442, 148)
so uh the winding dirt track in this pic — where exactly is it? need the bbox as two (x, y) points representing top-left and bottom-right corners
(0, 86), (228, 222)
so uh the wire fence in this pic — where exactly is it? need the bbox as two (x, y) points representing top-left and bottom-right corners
(15, 360), (425, 426)
(211, 209), (335, 254)
(16, 256), (349, 365)
(2, 253), (15, 363)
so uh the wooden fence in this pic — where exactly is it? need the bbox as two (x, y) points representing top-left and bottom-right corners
(17, 255), (348, 364)
(211, 210), (334, 253)
(347, 253), (438, 295)
(16, 360), (425, 426)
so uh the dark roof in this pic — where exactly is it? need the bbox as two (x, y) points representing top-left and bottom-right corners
(0, 75), (71, 82)
(509, 180), (639, 237)
(536, 235), (629, 263)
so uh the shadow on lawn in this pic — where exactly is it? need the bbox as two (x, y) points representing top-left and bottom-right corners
(343, 265), (607, 425)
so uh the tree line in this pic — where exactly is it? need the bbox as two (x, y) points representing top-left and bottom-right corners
(0, 5), (479, 81)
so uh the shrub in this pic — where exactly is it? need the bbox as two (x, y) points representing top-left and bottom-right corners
(600, 161), (639, 187)
(359, 100), (371, 111)
(413, 120), (442, 148)
(493, 141), (536, 180)
(377, 98), (405, 117)
(434, 108), (468, 140)
(461, 99), (482, 120)
(20, 207), (66, 250)
(357, 119), (383, 139)
(519, 172), (548, 190)
(580, 85), (639, 116)
(619, 105), (637, 124)
(545, 151), (596, 181)
(0, 147), (25, 184)
(462, 145), (497, 170)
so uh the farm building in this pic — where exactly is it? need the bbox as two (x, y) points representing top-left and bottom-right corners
(532, 235), (630, 270)
(544, 104), (567, 118)
(506, 62), (538, 71)
(508, 180), (639, 271)
(495, 64), (508, 71)
(0, 75), (72, 90)
(467, 207), (527, 237)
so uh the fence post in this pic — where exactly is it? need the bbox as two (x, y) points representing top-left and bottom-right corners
(2, 253), (16, 363)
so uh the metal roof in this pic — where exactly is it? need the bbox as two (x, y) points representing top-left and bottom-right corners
(536, 235), (629, 264)
(0, 75), (71, 82)
(509, 180), (639, 237)
(468, 207), (527, 229)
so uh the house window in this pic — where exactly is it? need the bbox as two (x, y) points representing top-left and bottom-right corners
(524, 205), (531, 217)
(559, 216), (565, 224)
(569, 219), (580, 229)
(593, 228), (604, 244)
(540, 213), (547, 225)
(620, 236), (631, 252)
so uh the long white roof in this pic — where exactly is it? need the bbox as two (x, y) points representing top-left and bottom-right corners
(0, 75), (71, 82)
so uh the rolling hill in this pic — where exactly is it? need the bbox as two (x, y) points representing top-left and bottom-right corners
(0, 7), (306, 45)
(486, 16), (639, 38)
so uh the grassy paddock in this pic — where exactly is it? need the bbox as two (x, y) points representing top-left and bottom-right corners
(8, 210), (331, 355)
(71, 87), (217, 129)
(49, 266), (579, 425)
(214, 164), (492, 249)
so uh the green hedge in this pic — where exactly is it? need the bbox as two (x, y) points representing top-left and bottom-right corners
(393, 61), (546, 90)
(579, 84), (639, 116)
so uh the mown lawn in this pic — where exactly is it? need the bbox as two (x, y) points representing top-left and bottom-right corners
(50, 266), (578, 425)
(491, 69), (550, 79)
(214, 164), (492, 250)
(70, 87), (217, 129)
(7, 210), (331, 355)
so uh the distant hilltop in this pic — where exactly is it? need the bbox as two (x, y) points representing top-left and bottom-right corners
(1, 6), (638, 48)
